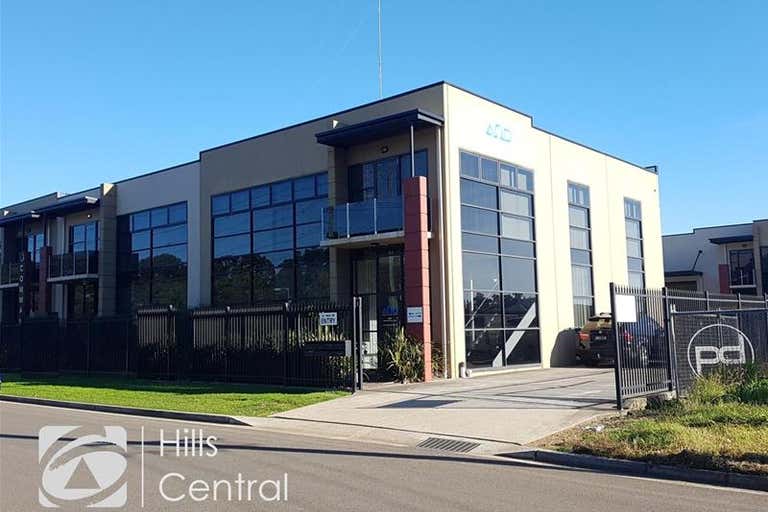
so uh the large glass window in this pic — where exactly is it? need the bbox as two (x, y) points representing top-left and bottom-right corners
(568, 183), (594, 327)
(459, 150), (539, 369)
(729, 249), (755, 288)
(762, 247), (768, 294)
(347, 150), (427, 202)
(211, 172), (329, 305)
(624, 198), (645, 289)
(69, 221), (98, 254)
(117, 202), (187, 312)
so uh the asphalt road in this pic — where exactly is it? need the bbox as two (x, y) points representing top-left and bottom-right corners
(0, 402), (764, 511)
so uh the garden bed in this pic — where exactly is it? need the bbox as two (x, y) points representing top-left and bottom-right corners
(536, 369), (768, 475)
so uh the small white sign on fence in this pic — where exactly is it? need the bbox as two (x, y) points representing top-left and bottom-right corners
(318, 312), (338, 326)
(614, 295), (637, 323)
(406, 307), (423, 324)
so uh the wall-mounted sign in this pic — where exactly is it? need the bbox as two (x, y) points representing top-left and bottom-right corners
(406, 307), (423, 324)
(486, 123), (511, 143)
(318, 312), (338, 326)
(614, 295), (637, 323)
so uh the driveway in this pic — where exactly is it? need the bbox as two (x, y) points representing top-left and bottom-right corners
(259, 367), (615, 447)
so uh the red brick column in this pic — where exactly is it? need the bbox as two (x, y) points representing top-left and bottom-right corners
(403, 176), (432, 382)
(718, 264), (730, 293)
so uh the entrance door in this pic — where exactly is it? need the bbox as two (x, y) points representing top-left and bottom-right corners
(351, 246), (404, 371)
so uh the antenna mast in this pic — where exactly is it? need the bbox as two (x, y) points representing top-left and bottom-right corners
(377, 0), (383, 98)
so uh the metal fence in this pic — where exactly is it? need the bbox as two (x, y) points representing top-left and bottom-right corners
(610, 284), (768, 408)
(0, 300), (362, 390)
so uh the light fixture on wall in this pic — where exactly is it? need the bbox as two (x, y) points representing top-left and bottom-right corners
(380, 145), (389, 154)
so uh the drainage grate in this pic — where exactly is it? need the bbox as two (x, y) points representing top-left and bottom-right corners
(417, 437), (480, 453)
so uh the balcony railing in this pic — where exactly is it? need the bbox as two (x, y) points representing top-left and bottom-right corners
(49, 250), (99, 279)
(0, 262), (21, 286)
(322, 197), (403, 240)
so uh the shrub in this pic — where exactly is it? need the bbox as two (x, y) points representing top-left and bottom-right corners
(431, 340), (444, 378)
(735, 379), (768, 405)
(384, 328), (424, 383)
(688, 373), (732, 405)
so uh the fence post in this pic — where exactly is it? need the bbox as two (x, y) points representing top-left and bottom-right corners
(662, 287), (676, 394)
(224, 306), (231, 382)
(356, 297), (364, 390)
(282, 302), (290, 386)
(86, 317), (92, 375)
(705, 291), (710, 311)
(351, 298), (358, 393)
(764, 294), (768, 347)
(166, 305), (174, 379)
(609, 282), (623, 411)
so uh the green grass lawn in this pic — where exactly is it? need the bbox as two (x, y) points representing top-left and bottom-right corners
(0, 373), (347, 417)
(538, 372), (768, 475)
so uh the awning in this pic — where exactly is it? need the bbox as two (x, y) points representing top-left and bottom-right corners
(665, 270), (703, 277)
(709, 235), (752, 245)
(316, 109), (444, 148)
(34, 196), (99, 216)
(0, 212), (40, 227)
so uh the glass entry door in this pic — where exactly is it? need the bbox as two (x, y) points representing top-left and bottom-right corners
(351, 246), (404, 371)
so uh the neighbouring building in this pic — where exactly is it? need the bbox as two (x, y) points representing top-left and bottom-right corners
(0, 82), (664, 376)
(663, 219), (768, 296)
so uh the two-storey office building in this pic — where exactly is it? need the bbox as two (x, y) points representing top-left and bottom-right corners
(0, 82), (664, 376)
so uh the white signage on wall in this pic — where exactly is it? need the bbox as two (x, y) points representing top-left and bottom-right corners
(406, 307), (423, 324)
(486, 122), (511, 143)
(318, 312), (338, 326)
(614, 295), (637, 323)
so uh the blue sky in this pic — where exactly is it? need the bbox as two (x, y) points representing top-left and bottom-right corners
(1, 1), (765, 234)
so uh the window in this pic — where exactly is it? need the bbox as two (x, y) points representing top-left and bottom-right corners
(729, 249), (755, 287)
(69, 221), (98, 254)
(624, 198), (644, 288)
(762, 247), (768, 294)
(117, 202), (188, 312)
(459, 150), (539, 369)
(568, 183), (594, 327)
(348, 149), (427, 202)
(211, 172), (329, 305)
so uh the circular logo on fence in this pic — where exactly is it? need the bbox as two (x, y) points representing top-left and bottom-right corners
(686, 324), (755, 377)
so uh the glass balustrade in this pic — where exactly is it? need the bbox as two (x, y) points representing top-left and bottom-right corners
(49, 250), (99, 279)
(322, 198), (404, 240)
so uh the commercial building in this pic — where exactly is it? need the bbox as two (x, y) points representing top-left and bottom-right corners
(0, 82), (663, 376)
(663, 219), (768, 295)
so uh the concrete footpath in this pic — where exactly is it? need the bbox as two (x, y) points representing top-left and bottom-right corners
(239, 367), (616, 453)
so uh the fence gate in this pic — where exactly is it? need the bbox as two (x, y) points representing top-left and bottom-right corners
(609, 284), (675, 409)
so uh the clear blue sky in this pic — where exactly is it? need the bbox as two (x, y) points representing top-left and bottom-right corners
(1, 1), (765, 234)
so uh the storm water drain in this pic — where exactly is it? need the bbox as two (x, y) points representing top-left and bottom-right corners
(417, 437), (481, 453)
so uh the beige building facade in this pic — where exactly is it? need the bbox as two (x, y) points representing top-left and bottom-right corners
(0, 82), (663, 377)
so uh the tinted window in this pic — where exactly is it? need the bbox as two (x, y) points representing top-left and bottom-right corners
(461, 179), (497, 209)
(461, 206), (498, 235)
(294, 176), (316, 200)
(460, 151), (479, 178)
(212, 195), (229, 216)
(271, 181), (292, 203)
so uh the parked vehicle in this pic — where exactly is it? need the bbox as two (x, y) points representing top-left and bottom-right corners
(575, 313), (611, 363)
(579, 313), (665, 367)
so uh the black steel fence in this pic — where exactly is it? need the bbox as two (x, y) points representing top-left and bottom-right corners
(0, 301), (360, 389)
(610, 284), (768, 408)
